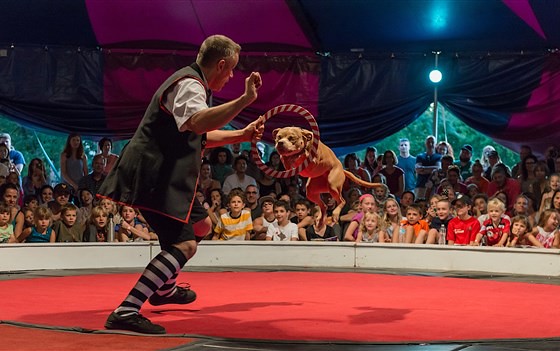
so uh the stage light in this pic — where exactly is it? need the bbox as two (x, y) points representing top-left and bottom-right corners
(429, 69), (442, 83)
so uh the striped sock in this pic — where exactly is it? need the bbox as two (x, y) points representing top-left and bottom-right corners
(155, 272), (178, 297)
(114, 246), (187, 316)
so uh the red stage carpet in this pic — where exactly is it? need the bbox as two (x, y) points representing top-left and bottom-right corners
(1, 271), (560, 343)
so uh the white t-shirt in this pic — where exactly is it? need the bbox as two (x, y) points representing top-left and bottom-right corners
(266, 221), (299, 241)
(163, 78), (208, 132)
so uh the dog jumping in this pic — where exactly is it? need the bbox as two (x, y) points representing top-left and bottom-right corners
(273, 126), (384, 225)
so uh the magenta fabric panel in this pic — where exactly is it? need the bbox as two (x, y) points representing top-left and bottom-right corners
(86, 0), (310, 49)
(495, 56), (560, 154)
(502, 0), (546, 39)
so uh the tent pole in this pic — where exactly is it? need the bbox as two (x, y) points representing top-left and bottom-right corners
(433, 87), (438, 141)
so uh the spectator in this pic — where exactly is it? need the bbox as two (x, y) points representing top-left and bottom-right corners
(77, 188), (94, 226)
(52, 203), (84, 242)
(207, 188), (227, 232)
(465, 160), (489, 194)
(454, 144), (474, 180)
(213, 188), (252, 240)
(198, 159), (221, 196)
(60, 133), (88, 191)
(436, 165), (468, 196)
(436, 141), (454, 159)
(78, 154), (106, 197)
(257, 170), (282, 198)
(518, 154), (538, 193)
(447, 195), (480, 245)
(402, 203), (429, 244)
(473, 198), (510, 246)
(343, 153), (371, 193)
(356, 211), (386, 243)
(18, 206), (56, 243)
(483, 149), (502, 180)
(98, 138), (119, 176)
(291, 199), (313, 240)
(306, 206), (337, 241)
(415, 135), (442, 199)
(48, 183), (73, 221)
(0, 201), (16, 243)
(506, 215), (535, 247)
(362, 147), (378, 178)
(22, 158), (49, 197)
(382, 198), (404, 243)
(397, 138), (416, 192)
(344, 194), (377, 242)
(539, 173), (560, 212)
(379, 150), (404, 198)
(83, 205), (110, 242)
(528, 161), (550, 208)
(208, 147), (234, 186)
(222, 156), (257, 195)
(244, 184), (261, 220)
(1, 183), (24, 240)
(480, 145), (496, 177)
(0, 133), (25, 174)
(117, 205), (154, 242)
(39, 185), (54, 206)
(251, 195), (276, 240)
(486, 163), (521, 211)
(399, 190), (415, 215)
(426, 155), (453, 197)
(511, 145), (532, 179)
(531, 209), (559, 248)
(425, 198), (453, 244)
(0, 142), (19, 177)
(266, 200), (298, 241)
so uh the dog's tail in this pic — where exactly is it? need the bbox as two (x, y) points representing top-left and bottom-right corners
(343, 170), (384, 188)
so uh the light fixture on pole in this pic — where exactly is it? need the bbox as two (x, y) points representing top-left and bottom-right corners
(430, 51), (442, 141)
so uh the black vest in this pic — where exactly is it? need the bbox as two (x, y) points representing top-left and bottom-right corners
(99, 63), (211, 222)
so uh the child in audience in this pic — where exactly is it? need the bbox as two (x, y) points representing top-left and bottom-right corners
(507, 215), (538, 247)
(426, 198), (453, 244)
(207, 188), (227, 229)
(447, 195), (481, 245)
(19, 206), (56, 243)
(251, 195), (276, 240)
(344, 194), (377, 241)
(39, 185), (54, 206)
(83, 205), (110, 242)
(117, 205), (153, 242)
(291, 199), (313, 241)
(23, 194), (39, 211)
(100, 198), (121, 226)
(531, 209), (560, 248)
(357, 211), (386, 243)
(373, 184), (389, 208)
(213, 188), (252, 240)
(425, 194), (442, 223)
(402, 203), (429, 244)
(510, 194), (536, 228)
(52, 203), (84, 242)
(474, 198), (510, 246)
(0, 202), (16, 243)
(266, 200), (299, 241)
(382, 198), (403, 243)
(77, 188), (94, 226)
(22, 206), (34, 230)
(306, 206), (337, 241)
(473, 193), (488, 220)
(48, 183), (72, 221)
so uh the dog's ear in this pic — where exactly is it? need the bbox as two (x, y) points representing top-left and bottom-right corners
(272, 128), (281, 140)
(300, 129), (314, 143)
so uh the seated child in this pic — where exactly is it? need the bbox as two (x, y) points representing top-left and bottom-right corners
(474, 198), (510, 246)
(266, 200), (299, 241)
(357, 211), (386, 243)
(213, 188), (252, 240)
(52, 203), (84, 242)
(447, 195), (481, 245)
(426, 198), (453, 244)
(507, 215), (539, 247)
(291, 199), (313, 241)
(306, 206), (337, 241)
(117, 204), (154, 242)
(83, 205), (110, 242)
(531, 209), (560, 248)
(0, 202), (16, 243)
(19, 206), (56, 243)
(401, 203), (429, 244)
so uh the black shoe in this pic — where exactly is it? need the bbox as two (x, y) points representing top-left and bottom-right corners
(149, 284), (197, 306)
(105, 312), (166, 334)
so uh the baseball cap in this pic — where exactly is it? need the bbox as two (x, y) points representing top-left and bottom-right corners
(53, 183), (72, 195)
(258, 195), (275, 208)
(451, 194), (472, 206)
(461, 144), (473, 153)
(488, 150), (499, 157)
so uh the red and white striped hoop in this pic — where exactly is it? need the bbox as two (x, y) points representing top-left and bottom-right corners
(251, 104), (320, 179)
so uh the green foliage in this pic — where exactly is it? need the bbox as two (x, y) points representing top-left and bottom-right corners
(342, 105), (519, 168)
(0, 114), (127, 179)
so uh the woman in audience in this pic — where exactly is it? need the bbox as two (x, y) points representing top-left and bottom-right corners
(22, 158), (49, 197)
(465, 160), (489, 194)
(98, 138), (119, 176)
(1, 183), (24, 241)
(60, 133), (88, 191)
(343, 153), (371, 193)
(528, 161), (551, 210)
(198, 159), (221, 196)
(436, 141), (454, 159)
(539, 173), (560, 213)
(361, 147), (378, 178)
(379, 150), (404, 199)
(208, 147), (234, 186)
(38, 185), (54, 206)
(518, 154), (538, 193)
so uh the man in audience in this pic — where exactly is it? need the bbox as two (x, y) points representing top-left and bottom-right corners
(78, 154), (106, 197)
(245, 184), (262, 220)
(222, 156), (257, 195)
(454, 144), (473, 180)
(0, 133), (25, 174)
(415, 135), (441, 199)
(397, 138), (416, 193)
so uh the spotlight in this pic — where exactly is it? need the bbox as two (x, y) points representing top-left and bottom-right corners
(429, 69), (442, 83)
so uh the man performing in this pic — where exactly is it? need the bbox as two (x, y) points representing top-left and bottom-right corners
(98, 35), (264, 334)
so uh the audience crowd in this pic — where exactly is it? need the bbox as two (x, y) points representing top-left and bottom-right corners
(1, 132), (560, 250)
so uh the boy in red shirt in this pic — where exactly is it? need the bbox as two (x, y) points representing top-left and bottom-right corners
(447, 195), (480, 245)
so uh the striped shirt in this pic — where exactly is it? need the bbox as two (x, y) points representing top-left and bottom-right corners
(215, 210), (253, 240)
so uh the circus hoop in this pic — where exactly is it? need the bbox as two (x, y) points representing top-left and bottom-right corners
(251, 104), (320, 179)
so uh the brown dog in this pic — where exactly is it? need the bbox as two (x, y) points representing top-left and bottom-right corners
(273, 126), (383, 225)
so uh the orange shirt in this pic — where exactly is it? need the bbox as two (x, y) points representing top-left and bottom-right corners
(401, 219), (429, 237)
